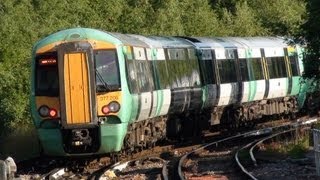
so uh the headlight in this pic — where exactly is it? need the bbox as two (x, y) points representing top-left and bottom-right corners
(38, 105), (50, 117)
(38, 105), (58, 118)
(102, 101), (120, 114)
(108, 101), (121, 112)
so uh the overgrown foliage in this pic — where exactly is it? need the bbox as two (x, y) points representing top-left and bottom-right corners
(0, 0), (307, 134)
(299, 0), (320, 84)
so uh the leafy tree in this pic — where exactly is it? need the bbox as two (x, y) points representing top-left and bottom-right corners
(231, 1), (268, 36)
(216, 1), (267, 36)
(179, 0), (220, 36)
(120, 0), (155, 34)
(0, 0), (36, 134)
(211, 0), (306, 36)
(148, 0), (184, 35)
(88, 0), (126, 31)
(210, 0), (240, 13)
(249, 0), (306, 36)
(300, 0), (320, 80)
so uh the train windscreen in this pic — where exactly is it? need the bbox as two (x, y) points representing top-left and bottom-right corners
(94, 50), (121, 92)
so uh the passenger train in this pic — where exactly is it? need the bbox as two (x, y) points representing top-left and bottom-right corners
(31, 28), (308, 156)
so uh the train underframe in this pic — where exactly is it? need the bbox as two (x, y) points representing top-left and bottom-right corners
(120, 96), (299, 155)
(216, 96), (299, 129)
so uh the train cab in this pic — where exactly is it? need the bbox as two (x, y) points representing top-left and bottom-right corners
(31, 28), (126, 155)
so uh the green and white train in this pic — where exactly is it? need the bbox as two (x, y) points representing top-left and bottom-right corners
(31, 28), (307, 156)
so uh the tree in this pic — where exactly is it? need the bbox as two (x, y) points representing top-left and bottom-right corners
(300, 0), (320, 80)
(148, 0), (184, 35)
(179, 0), (221, 36)
(249, 0), (306, 36)
(119, 0), (155, 34)
(231, 1), (268, 36)
(0, 0), (36, 134)
(86, 0), (127, 31)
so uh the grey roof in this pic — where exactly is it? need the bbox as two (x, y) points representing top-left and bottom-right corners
(190, 37), (289, 49)
(107, 31), (290, 50)
(108, 32), (149, 47)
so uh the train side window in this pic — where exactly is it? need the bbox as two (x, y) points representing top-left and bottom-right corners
(199, 49), (216, 85)
(289, 54), (300, 76)
(35, 53), (59, 96)
(135, 60), (153, 92)
(277, 57), (287, 78)
(266, 58), (276, 78)
(249, 58), (264, 80)
(125, 59), (139, 93)
(166, 48), (191, 88)
(239, 59), (249, 81)
(153, 60), (170, 90)
(188, 49), (201, 87)
(267, 57), (287, 79)
(94, 50), (121, 92)
(166, 60), (178, 88)
(217, 59), (237, 83)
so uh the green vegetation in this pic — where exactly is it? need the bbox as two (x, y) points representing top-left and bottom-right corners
(299, 0), (320, 84)
(264, 135), (309, 159)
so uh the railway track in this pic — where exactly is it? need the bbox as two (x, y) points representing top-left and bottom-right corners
(177, 128), (272, 179)
(235, 129), (295, 180)
(236, 118), (318, 180)
(14, 116), (318, 180)
(177, 117), (318, 180)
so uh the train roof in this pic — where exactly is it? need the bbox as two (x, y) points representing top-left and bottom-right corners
(108, 33), (194, 49)
(192, 37), (289, 49)
(34, 28), (294, 53)
(128, 34), (163, 48)
(108, 32), (149, 47)
(146, 36), (194, 48)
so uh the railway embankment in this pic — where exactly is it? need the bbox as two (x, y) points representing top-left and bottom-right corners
(0, 128), (40, 162)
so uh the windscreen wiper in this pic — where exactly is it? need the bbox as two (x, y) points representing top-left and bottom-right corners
(95, 69), (111, 92)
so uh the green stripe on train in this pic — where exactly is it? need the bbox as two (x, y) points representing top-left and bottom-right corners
(246, 49), (257, 102)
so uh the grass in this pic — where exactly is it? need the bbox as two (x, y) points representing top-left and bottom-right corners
(263, 134), (309, 159)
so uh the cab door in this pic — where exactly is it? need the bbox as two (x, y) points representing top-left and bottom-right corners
(63, 52), (91, 124)
(58, 42), (96, 127)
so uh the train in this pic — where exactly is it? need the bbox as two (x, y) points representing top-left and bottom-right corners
(31, 28), (308, 156)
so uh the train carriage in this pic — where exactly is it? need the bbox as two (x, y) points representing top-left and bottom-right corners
(186, 37), (305, 125)
(31, 28), (307, 156)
